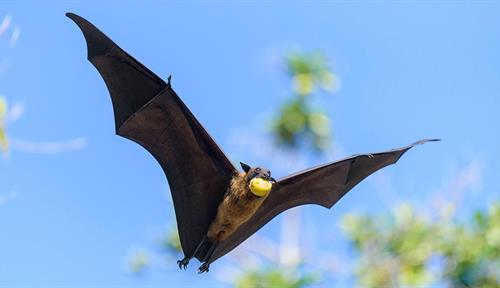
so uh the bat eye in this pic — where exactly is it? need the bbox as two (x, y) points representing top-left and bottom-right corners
(256, 168), (261, 172)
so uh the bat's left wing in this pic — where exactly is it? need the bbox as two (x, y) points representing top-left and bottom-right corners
(210, 139), (439, 262)
(66, 13), (237, 262)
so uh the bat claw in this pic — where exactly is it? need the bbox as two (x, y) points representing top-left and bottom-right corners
(167, 75), (172, 87)
(177, 257), (190, 270)
(197, 262), (210, 273)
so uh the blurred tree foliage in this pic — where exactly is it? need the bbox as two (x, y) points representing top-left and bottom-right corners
(235, 267), (319, 288)
(128, 248), (150, 275)
(1, 15), (10, 152)
(341, 203), (500, 287)
(0, 95), (8, 152)
(163, 227), (182, 254)
(271, 51), (338, 152)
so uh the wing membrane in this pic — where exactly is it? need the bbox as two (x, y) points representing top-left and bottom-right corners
(68, 13), (237, 258)
(211, 139), (439, 262)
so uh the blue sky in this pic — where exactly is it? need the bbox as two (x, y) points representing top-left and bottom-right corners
(1, 2), (499, 287)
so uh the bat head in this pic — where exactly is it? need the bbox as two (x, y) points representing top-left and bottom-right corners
(240, 162), (276, 183)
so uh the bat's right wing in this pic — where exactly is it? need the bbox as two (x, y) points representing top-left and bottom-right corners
(211, 139), (439, 262)
(67, 13), (237, 260)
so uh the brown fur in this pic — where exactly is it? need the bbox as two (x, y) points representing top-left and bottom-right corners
(207, 172), (270, 242)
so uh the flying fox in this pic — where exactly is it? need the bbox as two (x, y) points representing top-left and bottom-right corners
(66, 12), (439, 273)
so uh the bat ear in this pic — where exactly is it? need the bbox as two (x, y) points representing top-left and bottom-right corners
(240, 162), (251, 173)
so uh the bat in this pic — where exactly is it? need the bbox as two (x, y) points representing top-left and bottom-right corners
(67, 13), (439, 273)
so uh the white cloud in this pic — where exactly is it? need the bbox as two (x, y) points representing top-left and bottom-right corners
(0, 15), (20, 48)
(260, 43), (301, 75)
(439, 159), (483, 197)
(10, 137), (88, 154)
(0, 59), (9, 76)
(0, 15), (11, 37)
(452, 160), (483, 194)
(0, 190), (17, 206)
(430, 159), (484, 216)
(6, 101), (24, 124)
(8, 26), (20, 48)
(226, 126), (309, 175)
(367, 170), (400, 208)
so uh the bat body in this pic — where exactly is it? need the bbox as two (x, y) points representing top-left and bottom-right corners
(207, 172), (270, 243)
(67, 13), (439, 273)
(181, 165), (276, 272)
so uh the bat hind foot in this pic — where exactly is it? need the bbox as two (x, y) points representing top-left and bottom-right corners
(197, 262), (210, 274)
(177, 257), (190, 270)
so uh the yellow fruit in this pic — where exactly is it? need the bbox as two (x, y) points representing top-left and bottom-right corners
(249, 178), (273, 197)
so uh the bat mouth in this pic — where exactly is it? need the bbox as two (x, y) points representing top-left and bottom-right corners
(249, 178), (273, 197)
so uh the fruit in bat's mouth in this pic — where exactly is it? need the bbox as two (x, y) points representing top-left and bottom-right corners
(249, 178), (273, 197)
